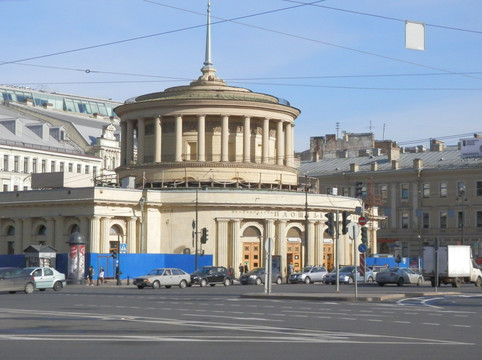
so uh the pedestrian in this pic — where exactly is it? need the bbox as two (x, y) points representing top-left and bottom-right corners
(287, 262), (294, 283)
(98, 266), (105, 285)
(239, 263), (244, 277)
(244, 263), (249, 274)
(87, 266), (94, 286)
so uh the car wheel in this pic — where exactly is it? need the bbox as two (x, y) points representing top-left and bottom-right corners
(417, 277), (423, 286)
(276, 277), (282, 285)
(200, 279), (208, 287)
(165, 285), (171, 289)
(304, 277), (311, 284)
(397, 277), (404, 287)
(377, 282), (385, 287)
(223, 278), (231, 287)
(137, 285), (144, 289)
(255, 277), (262, 285)
(474, 277), (481, 287)
(24, 282), (35, 294)
(179, 280), (188, 289)
(452, 277), (461, 288)
(53, 281), (63, 291)
(152, 280), (160, 289)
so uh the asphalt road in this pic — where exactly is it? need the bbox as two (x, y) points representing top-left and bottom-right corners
(0, 282), (481, 360)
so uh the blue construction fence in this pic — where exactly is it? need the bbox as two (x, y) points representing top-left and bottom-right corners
(0, 253), (213, 280)
(366, 256), (421, 268)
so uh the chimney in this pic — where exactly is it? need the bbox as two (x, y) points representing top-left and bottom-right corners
(371, 162), (378, 171)
(413, 158), (423, 169)
(392, 160), (399, 170)
(388, 147), (400, 161)
(350, 163), (359, 172)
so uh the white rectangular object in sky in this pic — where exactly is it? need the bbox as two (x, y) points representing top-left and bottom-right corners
(405, 21), (425, 51)
(460, 137), (482, 158)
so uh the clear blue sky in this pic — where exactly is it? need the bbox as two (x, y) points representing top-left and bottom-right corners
(2, 0), (481, 151)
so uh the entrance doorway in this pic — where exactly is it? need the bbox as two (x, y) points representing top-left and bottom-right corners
(242, 242), (260, 271)
(286, 239), (302, 272)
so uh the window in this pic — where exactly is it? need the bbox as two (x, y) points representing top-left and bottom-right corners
(59, 162), (64, 172)
(477, 181), (482, 196)
(401, 211), (409, 229)
(32, 159), (38, 173)
(379, 184), (388, 200)
(23, 157), (29, 173)
(50, 161), (56, 172)
(93, 166), (97, 179)
(41, 159), (46, 173)
(341, 187), (350, 197)
(477, 211), (482, 228)
(68, 163), (73, 172)
(440, 182), (447, 197)
(3, 155), (8, 171)
(401, 184), (409, 200)
(77, 164), (81, 173)
(7, 241), (14, 255)
(457, 181), (466, 197)
(85, 165), (89, 174)
(422, 183), (430, 198)
(2, 184), (7, 192)
(14, 156), (19, 172)
(440, 211), (447, 229)
(423, 212), (430, 229)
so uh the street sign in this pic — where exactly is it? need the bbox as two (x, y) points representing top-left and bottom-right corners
(119, 243), (127, 254)
(348, 222), (359, 240)
(358, 243), (367, 253)
(264, 237), (274, 255)
(358, 216), (368, 226)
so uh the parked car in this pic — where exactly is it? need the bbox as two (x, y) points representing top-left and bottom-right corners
(0, 267), (36, 294)
(289, 265), (328, 284)
(240, 268), (282, 285)
(369, 265), (389, 279)
(323, 266), (374, 285)
(190, 266), (232, 287)
(25, 267), (66, 291)
(133, 268), (190, 289)
(376, 267), (424, 287)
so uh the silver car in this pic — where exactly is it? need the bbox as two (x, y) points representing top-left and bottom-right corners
(323, 266), (374, 284)
(376, 267), (424, 287)
(289, 266), (328, 284)
(133, 268), (190, 289)
(0, 267), (36, 294)
(25, 267), (66, 291)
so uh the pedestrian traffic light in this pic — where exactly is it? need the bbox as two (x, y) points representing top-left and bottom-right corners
(111, 249), (117, 259)
(201, 227), (208, 244)
(355, 182), (363, 198)
(342, 211), (351, 235)
(324, 213), (334, 237)
(361, 226), (368, 244)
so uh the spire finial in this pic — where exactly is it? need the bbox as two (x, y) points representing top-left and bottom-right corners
(203, 1), (212, 69)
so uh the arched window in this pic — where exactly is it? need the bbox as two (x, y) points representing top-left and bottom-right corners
(70, 224), (80, 234)
(38, 225), (47, 235)
(7, 226), (15, 236)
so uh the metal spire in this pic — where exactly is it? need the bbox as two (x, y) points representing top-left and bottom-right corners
(203, 0), (213, 69)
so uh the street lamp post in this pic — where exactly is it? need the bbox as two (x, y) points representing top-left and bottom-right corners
(457, 185), (467, 245)
(304, 175), (309, 267)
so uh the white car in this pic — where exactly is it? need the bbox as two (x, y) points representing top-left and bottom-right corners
(25, 267), (66, 291)
(288, 266), (328, 284)
(376, 267), (424, 287)
(133, 268), (191, 289)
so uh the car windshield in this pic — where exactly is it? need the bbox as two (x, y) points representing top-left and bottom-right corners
(339, 266), (354, 273)
(388, 268), (400, 272)
(147, 269), (164, 275)
(301, 266), (313, 273)
(195, 267), (212, 274)
(246, 268), (264, 275)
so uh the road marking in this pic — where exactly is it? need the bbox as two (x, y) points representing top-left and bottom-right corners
(422, 323), (440, 326)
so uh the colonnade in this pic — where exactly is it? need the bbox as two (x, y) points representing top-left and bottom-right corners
(120, 114), (295, 167)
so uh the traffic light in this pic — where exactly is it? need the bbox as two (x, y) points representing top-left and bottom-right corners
(201, 227), (209, 244)
(324, 213), (334, 237)
(111, 249), (117, 259)
(361, 226), (368, 244)
(342, 211), (351, 235)
(355, 181), (363, 198)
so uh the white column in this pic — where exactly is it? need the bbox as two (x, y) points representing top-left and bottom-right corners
(285, 123), (293, 167)
(277, 120), (284, 165)
(137, 118), (145, 163)
(263, 219), (275, 266)
(175, 114), (183, 162)
(127, 217), (138, 253)
(126, 119), (134, 164)
(217, 219), (229, 266)
(307, 220), (315, 266)
(221, 115), (229, 162)
(89, 216), (100, 253)
(101, 217), (112, 254)
(231, 219), (241, 274)
(262, 118), (269, 163)
(315, 221), (324, 267)
(276, 220), (287, 278)
(154, 116), (162, 162)
(120, 121), (127, 165)
(198, 115), (206, 161)
(243, 116), (251, 163)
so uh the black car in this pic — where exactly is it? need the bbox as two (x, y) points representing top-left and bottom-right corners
(240, 267), (282, 285)
(190, 266), (232, 287)
(0, 267), (36, 294)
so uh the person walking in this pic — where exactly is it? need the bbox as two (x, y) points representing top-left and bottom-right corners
(98, 266), (105, 285)
(87, 266), (94, 286)
(287, 262), (294, 283)
(244, 263), (249, 274)
(239, 263), (244, 278)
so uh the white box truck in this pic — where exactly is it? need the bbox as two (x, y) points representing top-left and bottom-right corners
(423, 245), (482, 287)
